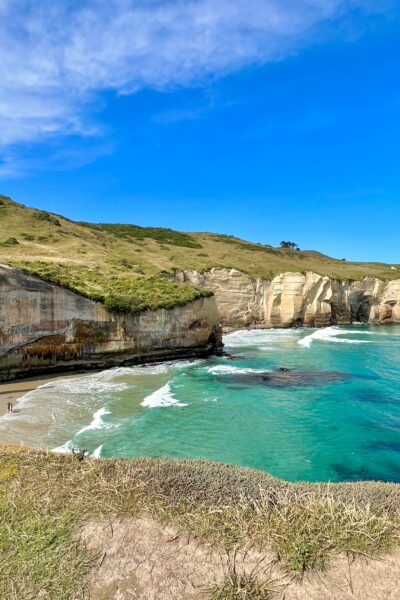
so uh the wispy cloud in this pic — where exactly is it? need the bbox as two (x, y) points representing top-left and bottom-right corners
(0, 0), (393, 174)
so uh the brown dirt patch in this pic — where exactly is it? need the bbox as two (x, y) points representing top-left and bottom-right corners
(82, 516), (400, 600)
(81, 516), (226, 599)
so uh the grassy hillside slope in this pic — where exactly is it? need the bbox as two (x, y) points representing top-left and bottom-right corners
(1, 194), (399, 312)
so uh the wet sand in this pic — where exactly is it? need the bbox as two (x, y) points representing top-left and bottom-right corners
(0, 372), (84, 417)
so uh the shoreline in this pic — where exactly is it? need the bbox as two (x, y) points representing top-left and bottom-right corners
(0, 372), (85, 417)
(0, 321), (391, 416)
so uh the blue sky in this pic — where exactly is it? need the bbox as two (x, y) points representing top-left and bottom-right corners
(1, 1), (400, 262)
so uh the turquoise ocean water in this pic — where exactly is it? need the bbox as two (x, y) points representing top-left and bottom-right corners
(2, 325), (400, 483)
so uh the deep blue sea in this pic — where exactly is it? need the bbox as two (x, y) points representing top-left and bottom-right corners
(2, 325), (400, 483)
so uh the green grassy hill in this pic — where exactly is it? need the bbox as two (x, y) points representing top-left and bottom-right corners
(1, 194), (399, 313)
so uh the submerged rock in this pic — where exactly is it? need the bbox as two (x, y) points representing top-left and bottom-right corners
(219, 368), (351, 388)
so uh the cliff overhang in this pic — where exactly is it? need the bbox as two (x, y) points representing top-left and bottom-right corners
(0, 265), (222, 381)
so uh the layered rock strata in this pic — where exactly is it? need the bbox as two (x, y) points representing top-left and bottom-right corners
(0, 265), (222, 381)
(175, 268), (400, 328)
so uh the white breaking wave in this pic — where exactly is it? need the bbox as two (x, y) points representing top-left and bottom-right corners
(53, 408), (115, 452)
(40, 375), (129, 395)
(141, 382), (187, 408)
(298, 327), (372, 348)
(76, 407), (115, 435)
(91, 445), (103, 459)
(99, 364), (171, 378)
(100, 359), (203, 379)
(0, 376), (127, 431)
(1, 360), (201, 422)
(208, 365), (268, 375)
(52, 440), (74, 454)
(223, 328), (299, 349)
(52, 441), (104, 459)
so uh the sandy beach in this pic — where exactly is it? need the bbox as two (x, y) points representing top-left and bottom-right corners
(0, 372), (84, 417)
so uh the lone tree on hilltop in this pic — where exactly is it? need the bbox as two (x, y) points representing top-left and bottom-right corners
(280, 241), (300, 250)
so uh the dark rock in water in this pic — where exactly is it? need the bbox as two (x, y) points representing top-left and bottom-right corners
(355, 389), (397, 405)
(364, 440), (400, 453)
(279, 367), (290, 372)
(331, 463), (382, 482)
(363, 417), (400, 433)
(220, 352), (242, 361)
(219, 369), (351, 389)
(331, 461), (400, 484)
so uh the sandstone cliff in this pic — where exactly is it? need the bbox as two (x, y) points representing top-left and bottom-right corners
(2, 263), (399, 381)
(0, 265), (222, 381)
(175, 268), (400, 328)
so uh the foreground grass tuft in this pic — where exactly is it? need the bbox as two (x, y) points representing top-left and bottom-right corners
(209, 573), (275, 599)
(263, 491), (398, 571)
(208, 549), (279, 599)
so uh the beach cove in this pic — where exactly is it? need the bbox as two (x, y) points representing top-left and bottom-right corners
(2, 325), (400, 483)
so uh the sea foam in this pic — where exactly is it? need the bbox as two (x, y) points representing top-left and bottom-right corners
(75, 407), (114, 435)
(52, 440), (74, 454)
(208, 365), (268, 375)
(224, 329), (296, 348)
(298, 326), (372, 348)
(141, 382), (187, 408)
(91, 445), (103, 459)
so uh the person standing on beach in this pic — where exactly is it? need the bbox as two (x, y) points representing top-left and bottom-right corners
(7, 402), (13, 413)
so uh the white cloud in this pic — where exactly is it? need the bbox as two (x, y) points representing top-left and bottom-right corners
(0, 0), (393, 165)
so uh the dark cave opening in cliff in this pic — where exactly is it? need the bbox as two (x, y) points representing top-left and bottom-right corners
(349, 293), (372, 323)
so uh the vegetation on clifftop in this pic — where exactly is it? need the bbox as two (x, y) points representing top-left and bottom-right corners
(1, 446), (400, 599)
(1, 194), (400, 314)
(11, 260), (211, 314)
(79, 221), (203, 248)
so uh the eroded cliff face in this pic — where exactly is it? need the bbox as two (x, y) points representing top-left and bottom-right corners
(2, 263), (399, 381)
(176, 268), (400, 328)
(0, 265), (222, 381)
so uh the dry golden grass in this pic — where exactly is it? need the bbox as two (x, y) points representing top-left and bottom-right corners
(1, 195), (399, 293)
(1, 446), (400, 599)
(208, 549), (278, 600)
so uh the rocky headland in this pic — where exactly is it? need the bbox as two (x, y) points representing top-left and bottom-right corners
(0, 264), (222, 381)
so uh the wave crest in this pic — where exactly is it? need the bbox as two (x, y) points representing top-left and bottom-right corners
(298, 326), (372, 348)
(141, 383), (187, 408)
(76, 407), (115, 435)
(208, 365), (268, 375)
